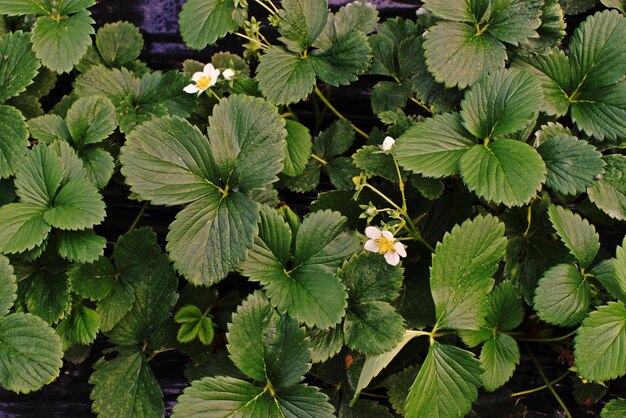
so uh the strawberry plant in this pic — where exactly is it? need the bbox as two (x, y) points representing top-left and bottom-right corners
(0, 0), (625, 417)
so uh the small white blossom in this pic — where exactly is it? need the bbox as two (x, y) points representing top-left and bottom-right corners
(416, 7), (430, 17)
(381, 136), (396, 152)
(222, 68), (236, 80)
(363, 226), (407, 266)
(183, 63), (220, 95)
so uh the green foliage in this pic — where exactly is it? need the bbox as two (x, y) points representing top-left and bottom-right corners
(179, 0), (247, 50)
(175, 305), (214, 345)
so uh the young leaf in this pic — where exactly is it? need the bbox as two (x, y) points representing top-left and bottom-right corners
(0, 312), (63, 393)
(227, 292), (310, 389)
(0, 255), (16, 317)
(0, 105), (30, 179)
(574, 301), (626, 381)
(0, 31), (40, 101)
(395, 113), (475, 178)
(28, 114), (71, 144)
(548, 205), (599, 268)
(31, 11), (95, 73)
(283, 120), (313, 177)
(459, 139), (546, 207)
(90, 350), (164, 418)
(66, 96), (116, 146)
(56, 304), (100, 345)
(460, 69), (543, 140)
(42, 178), (106, 230)
(405, 343), (482, 418)
(588, 155), (626, 221)
(256, 47), (316, 105)
(431, 215), (507, 331)
(175, 305), (214, 345)
(179, 0), (246, 50)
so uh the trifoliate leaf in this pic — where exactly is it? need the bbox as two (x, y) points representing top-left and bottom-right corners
(424, 21), (506, 89)
(82, 147), (115, 189)
(175, 305), (214, 345)
(43, 178), (106, 230)
(66, 96), (116, 146)
(0, 255), (16, 316)
(181, 0), (246, 49)
(283, 120), (313, 177)
(95, 21), (144, 67)
(256, 47), (316, 105)
(227, 292), (310, 388)
(311, 30), (372, 87)
(0, 31), (40, 101)
(67, 256), (117, 301)
(405, 343), (482, 418)
(90, 350), (164, 418)
(480, 333), (520, 392)
(548, 205), (599, 268)
(395, 113), (475, 178)
(31, 11), (95, 73)
(0, 313), (63, 393)
(368, 18), (419, 77)
(574, 301), (626, 381)
(537, 133), (605, 196)
(460, 69), (542, 140)
(167, 191), (259, 285)
(56, 304), (100, 345)
(431, 215), (506, 330)
(534, 263), (589, 326)
(56, 229), (106, 263)
(602, 398), (626, 418)
(28, 114), (71, 144)
(460, 139), (546, 207)
(0, 203), (51, 253)
(0, 105), (29, 179)
(279, 0), (329, 52)
(588, 155), (626, 221)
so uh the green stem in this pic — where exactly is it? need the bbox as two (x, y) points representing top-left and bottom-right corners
(311, 153), (328, 165)
(234, 32), (269, 49)
(127, 201), (149, 233)
(393, 158), (407, 212)
(515, 329), (577, 343)
(363, 184), (403, 212)
(510, 370), (571, 397)
(254, 0), (277, 15)
(522, 205), (532, 238)
(313, 86), (368, 139)
(208, 88), (222, 102)
(526, 347), (573, 418)
(409, 96), (432, 114)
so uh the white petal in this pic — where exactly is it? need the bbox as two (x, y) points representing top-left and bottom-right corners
(223, 68), (235, 80)
(365, 226), (382, 239)
(364, 240), (379, 253)
(382, 136), (395, 151)
(384, 252), (400, 266)
(192, 72), (204, 82)
(393, 242), (407, 257)
(381, 230), (395, 240)
(203, 63), (216, 74)
(197, 86), (209, 94)
(183, 84), (199, 93)
(208, 71), (219, 86)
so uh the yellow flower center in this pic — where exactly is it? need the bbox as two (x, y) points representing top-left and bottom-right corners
(196, 76), (212, 90)
(375, 237), (395, 254)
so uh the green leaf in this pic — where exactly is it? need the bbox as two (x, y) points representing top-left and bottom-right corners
(97, 281), (135, 332)
(370, 81), (410, 115)
(179, 0), (245, 50)
(175, 305), (214, 345)
(95, 21), (144, 67)
(57, 304), (100, 345)
(66, 96), (116, 146)
(386, 365), (420, 415)
(31, 11), (95, 73)
(405, 343), (482, 418)
(0, 255), (16, 316)
(327, 157), (359, 191)
(314, 119), (354, 159)
(485, 281), (524, 332)
(309, 327), (343, 363)
(480, 333), (520, 392)
(56, 229), (106, 262)
(421, 0), (478, 21)
(311, 30), (372, 87)
(460, 139), (546, 207)
(74, 65), (140, 100)
(353, 146), (398, 182)
(615, 238), (626, 302)
(279, 0), (329, 51)
(274, 384), (336, 418)
(344, 302), (405, 355)
(0, 105), (30, 179)
(395, 113), (475, 178)
(0, 0), (51, 15)
(283, 120), (312, 177)
(588, 155), (626, 221)
(574, 301), (626, 381)
(206, 94), (287, 193)
(0, 313), (63, 393)
(460, 69), (543, 140)
(548, 205), (599, 268)
(0, 203), (51, 253)
(28, 114), (71, 144)
(534, 263), (590, 327)
(121, 116), (217, 206)
(593, 259), (626, 306)
(522, 0), (566, 54)
(24, 267), (69, 324)
(82, 147), (115, 189)
(486, 0), (543, 46)
(167, 191), (259, 285)
(90, 350), (164, 418)
(15, 144), (64, 206)
(537, 133), (605, 196)
(67, 256), (116, 300)
(256, 47), (316, 105)
(602, 398), (626, 418)
(571, 80), (626, 141)
(58, 0), (95, 15)
(424, 21), (506, 89)
(560, 0), (599, 14)
(314, 1), (378, 51)
(227, 292), (310, 388)
(43, 178), (106, 230)
(0, 31), (40, 101)
(431, 215), (507, 330)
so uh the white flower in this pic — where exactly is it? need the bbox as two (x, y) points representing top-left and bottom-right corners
(183, 63), (220, 95)
(381, 136), (396, 152)
(222, 68), (236, 80)
(363, 226), (407, 266)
